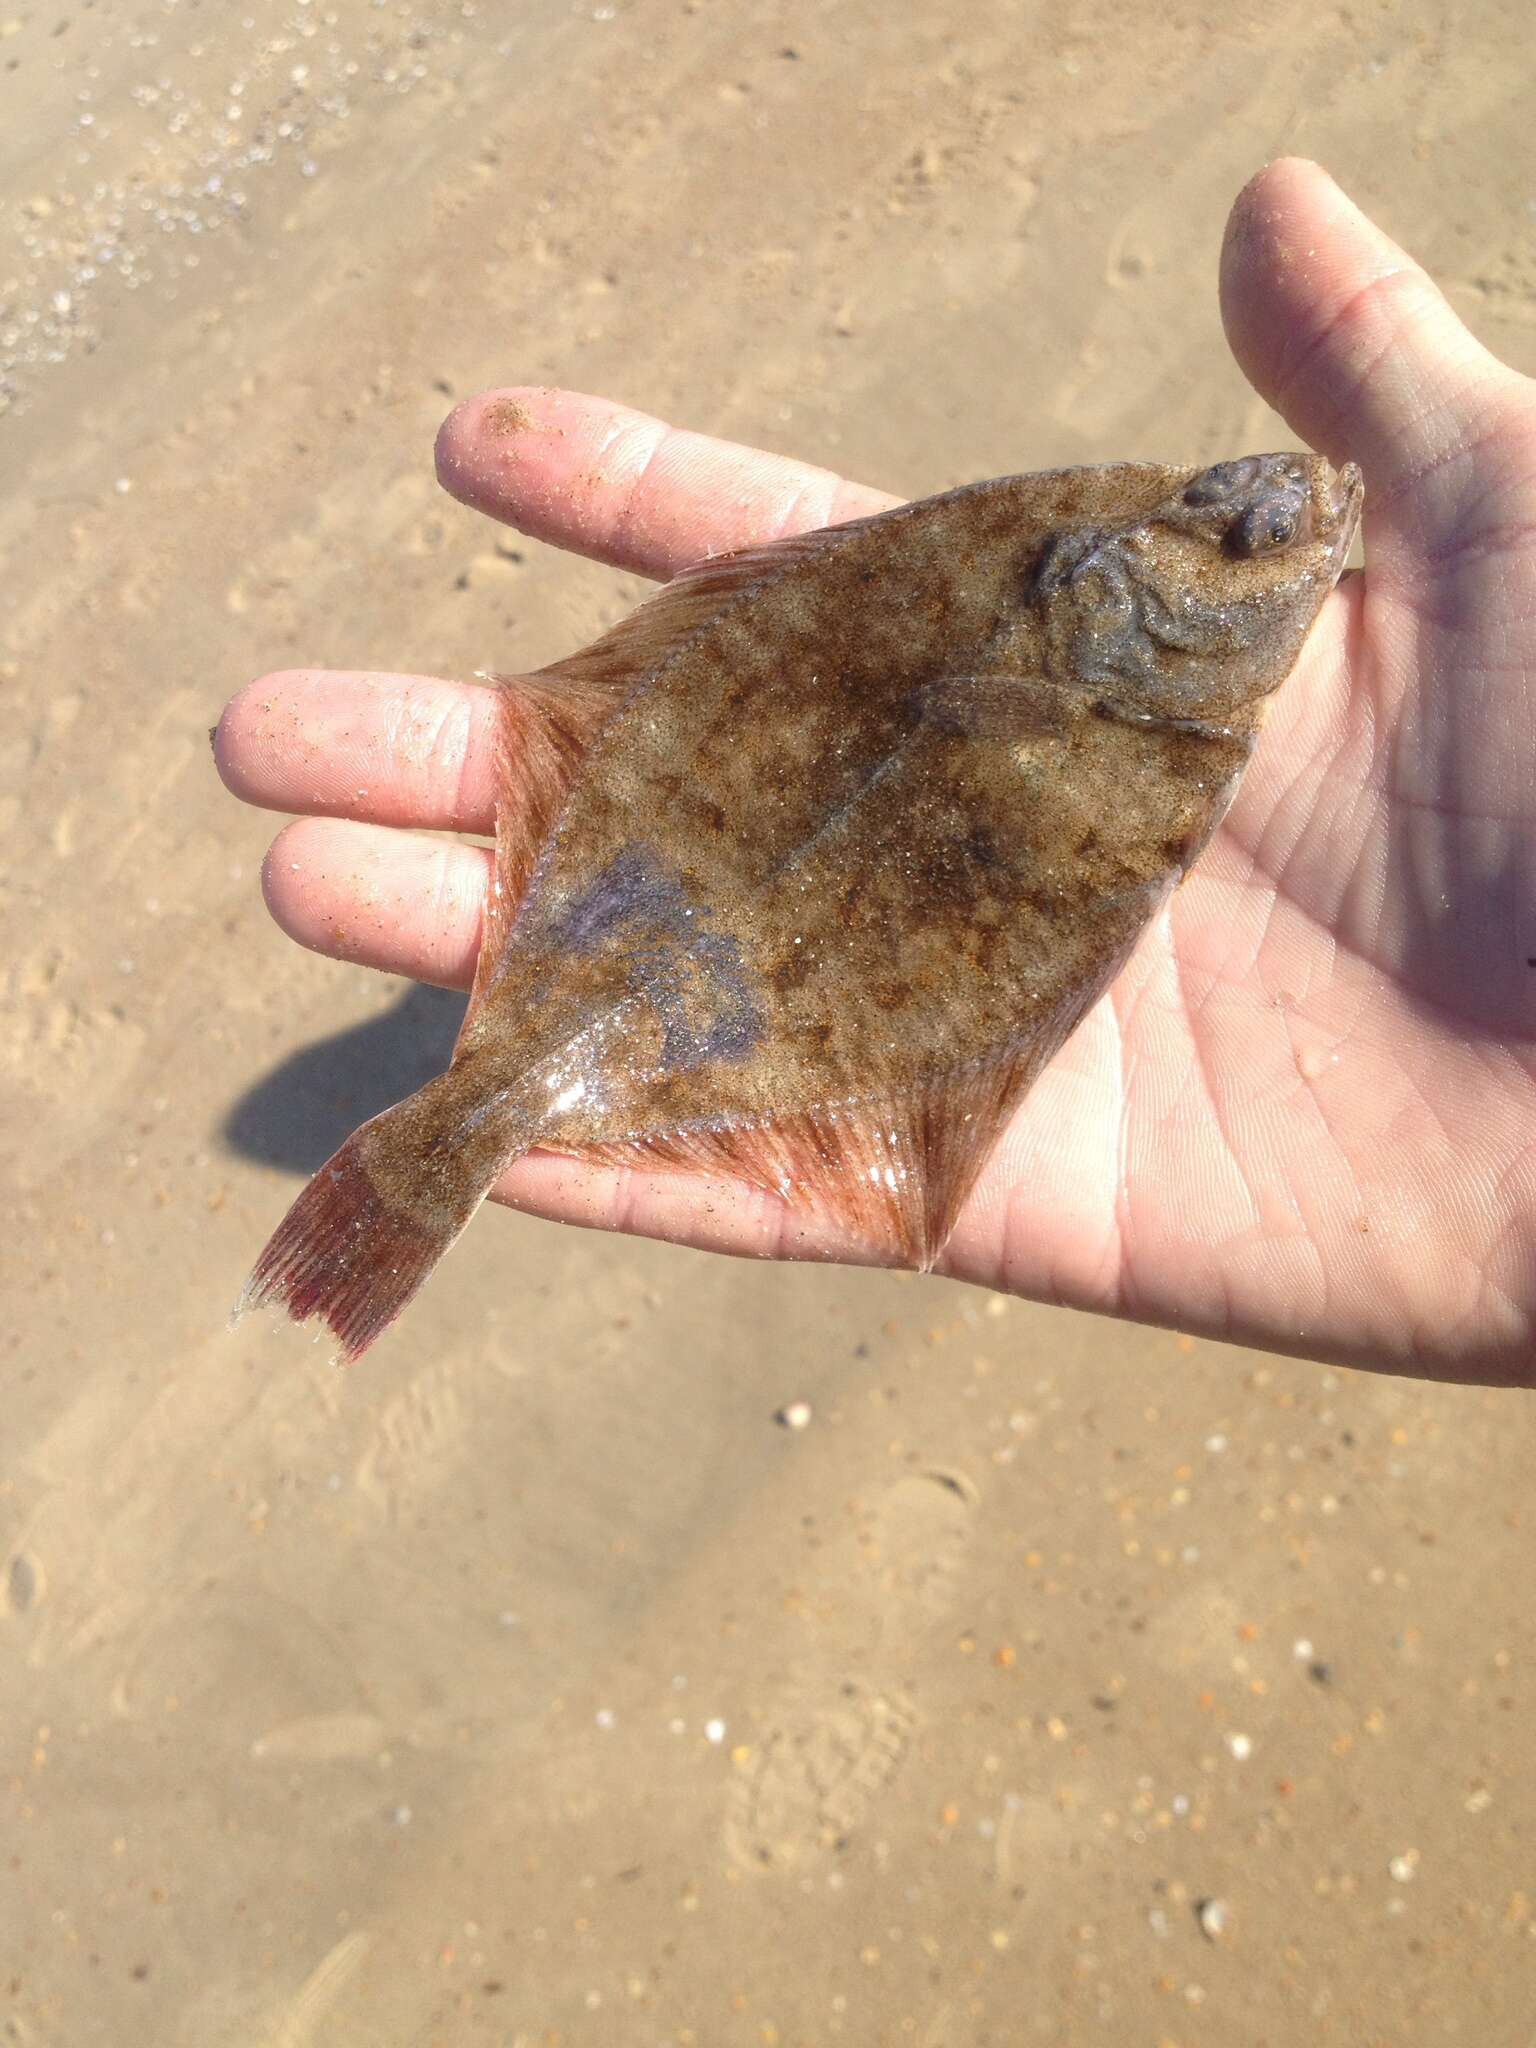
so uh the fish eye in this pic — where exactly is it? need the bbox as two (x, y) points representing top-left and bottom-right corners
(1183, 457), (1260, 507)
(1230, 502), (1300, 557)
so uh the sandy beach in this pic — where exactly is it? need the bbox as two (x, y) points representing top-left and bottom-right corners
(4, 0), (1536, 2041)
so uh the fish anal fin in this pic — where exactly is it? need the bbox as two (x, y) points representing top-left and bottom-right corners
(552, 904), (1155, 1264)
(539, 518), (875, 698)
(554, 1056), (1046, 1269)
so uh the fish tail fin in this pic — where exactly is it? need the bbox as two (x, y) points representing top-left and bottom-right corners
(235, 1074), (522, 1363)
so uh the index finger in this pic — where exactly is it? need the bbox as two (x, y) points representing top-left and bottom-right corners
(434, 386), (900, 580)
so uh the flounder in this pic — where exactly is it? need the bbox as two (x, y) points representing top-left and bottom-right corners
(239, 450), (1362, 1359)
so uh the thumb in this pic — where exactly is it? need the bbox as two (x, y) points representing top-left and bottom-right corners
(1220, 159), (1519, 550)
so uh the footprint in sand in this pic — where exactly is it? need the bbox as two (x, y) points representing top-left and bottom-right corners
(725, 1468), (977, 1872)
(259, 1931), (374, 2048)
(864, 1466), (978, 1615)
(727, 1677), (917, 1870)
(354, 1357), (467, 1518)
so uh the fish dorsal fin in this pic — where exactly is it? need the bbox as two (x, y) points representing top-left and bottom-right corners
(541, 516), (883, 698)
(469, 667), (627, 1017)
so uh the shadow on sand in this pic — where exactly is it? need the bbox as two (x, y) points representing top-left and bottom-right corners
(222, 984), (467, 1174)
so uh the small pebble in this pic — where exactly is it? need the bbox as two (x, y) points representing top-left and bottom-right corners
(776, 1401), (813, 1430)
(1389, 1850), (1419, 1883)
(1196, 1897), (1229, 1940)
(1226, 1732), (1253, 1761)
(7, 1554), (40, 1612)
(704, 1718), (726, 1745)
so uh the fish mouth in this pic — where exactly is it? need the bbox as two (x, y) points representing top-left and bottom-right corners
(1316, 456), (1364, 569)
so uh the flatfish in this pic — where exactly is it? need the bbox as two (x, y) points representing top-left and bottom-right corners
(238, 450), (1362, 1359)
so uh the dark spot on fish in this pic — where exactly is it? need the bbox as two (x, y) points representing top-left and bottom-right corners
(554, 844), (764, 1073)
(767, 949), (814, 995)
(966, 824), (1001, 869)
(639, 928), (763, 1073)
(552, 843), (682, 952)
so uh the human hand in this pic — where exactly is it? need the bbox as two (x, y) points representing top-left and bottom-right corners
(216, 159), (1536, 1385)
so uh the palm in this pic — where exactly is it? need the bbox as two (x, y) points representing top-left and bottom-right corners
(1026, 517), (1536, 1377)
(218, 162), (1536, 1383)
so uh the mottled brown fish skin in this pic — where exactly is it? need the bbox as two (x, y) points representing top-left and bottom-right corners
(239, 450), (1362, 1360)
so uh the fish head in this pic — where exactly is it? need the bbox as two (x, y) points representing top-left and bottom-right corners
(1033, 452), (1362, 720)
(1177, 450), (1362, 579)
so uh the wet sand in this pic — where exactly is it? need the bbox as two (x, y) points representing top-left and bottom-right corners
(4, 1), (1535, 2041)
